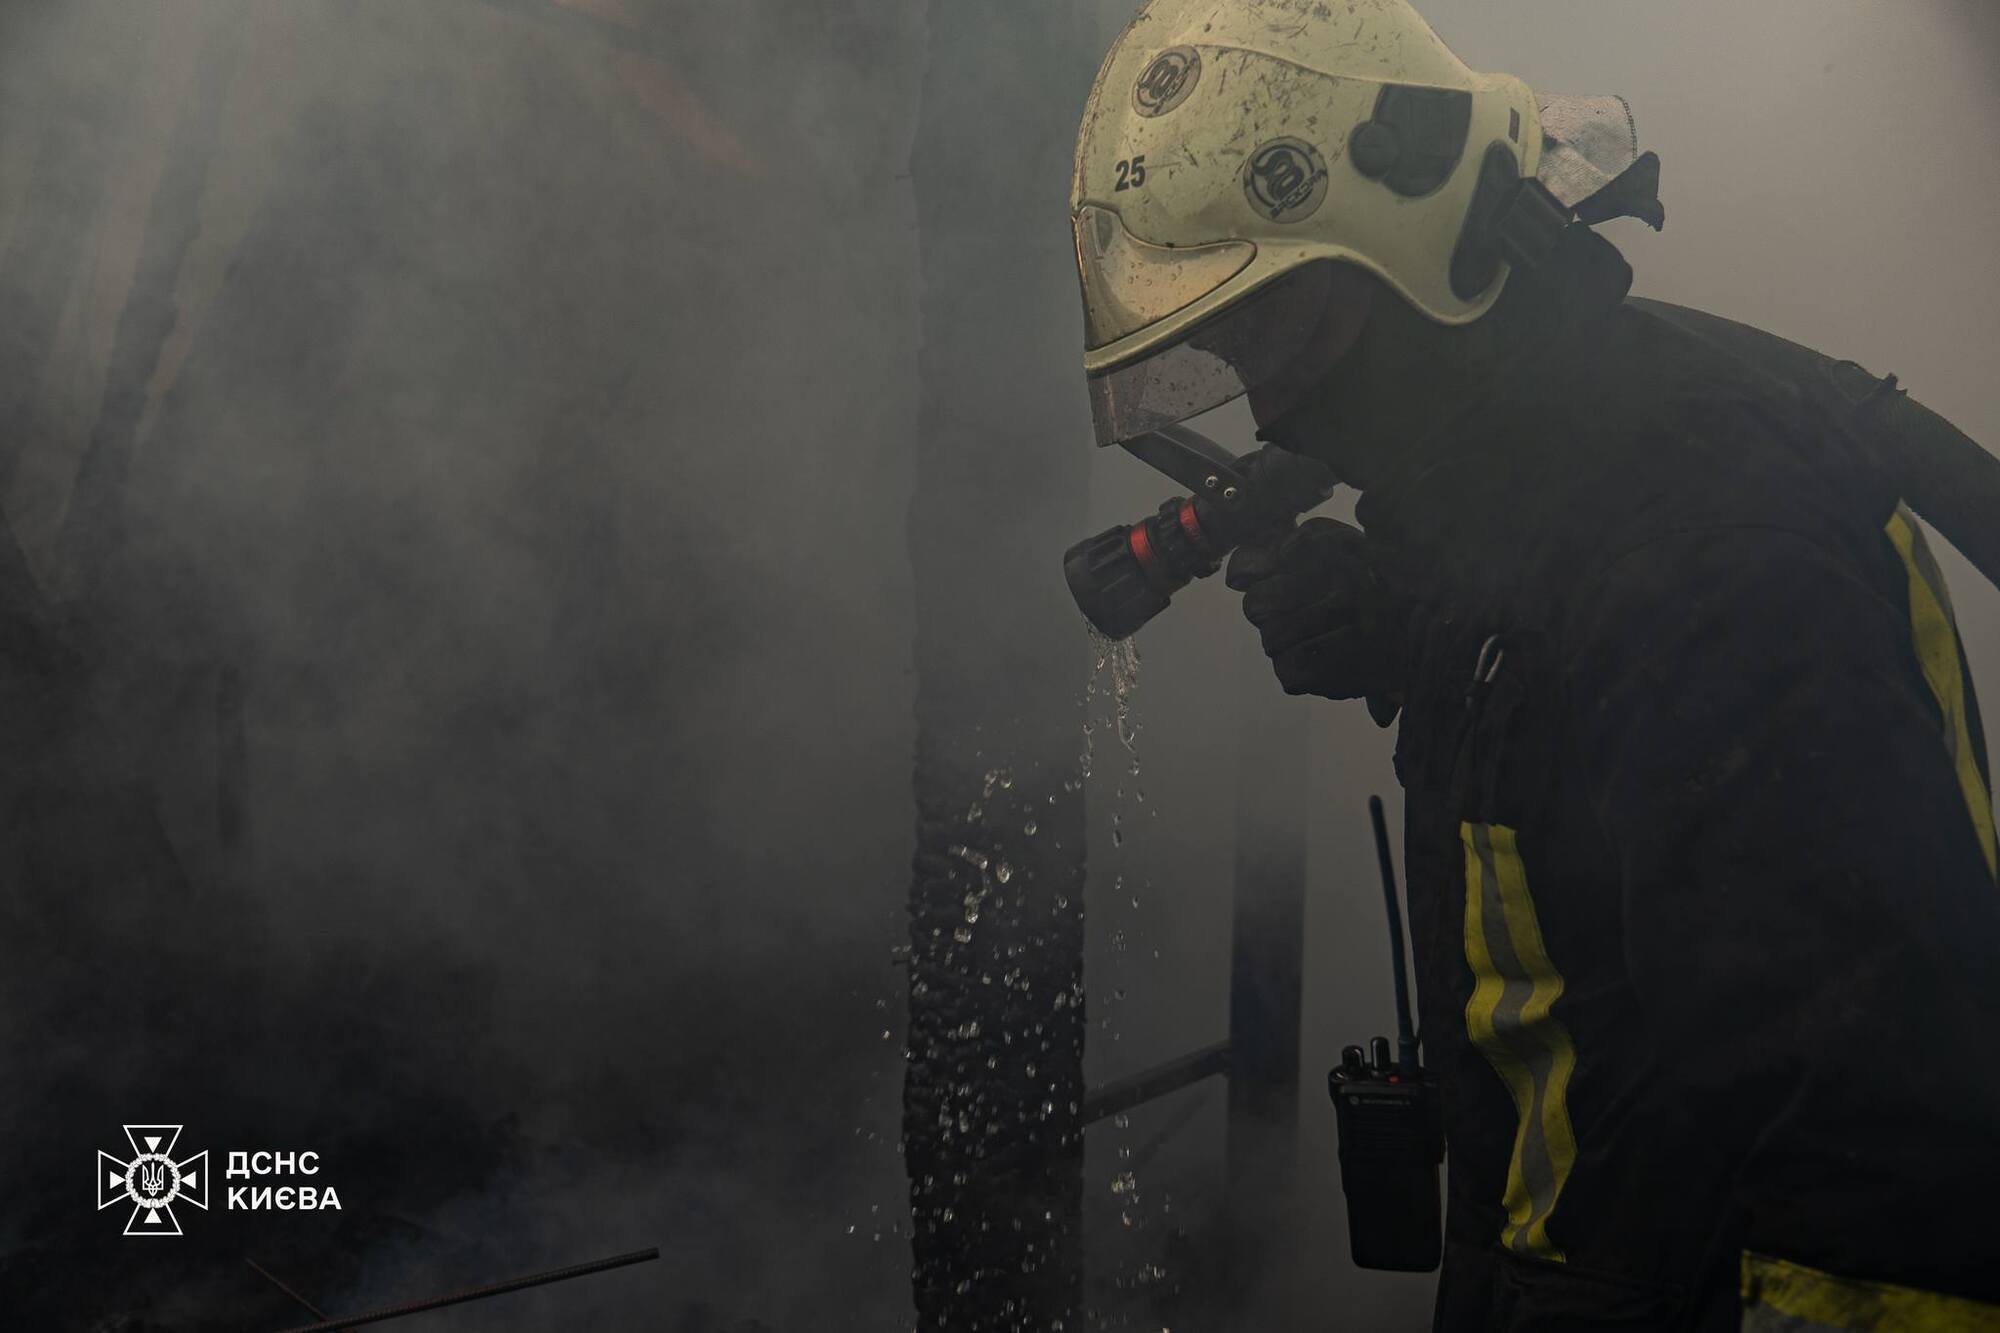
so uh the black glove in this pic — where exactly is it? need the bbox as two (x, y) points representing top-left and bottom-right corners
(1225, 517), (1406, 712)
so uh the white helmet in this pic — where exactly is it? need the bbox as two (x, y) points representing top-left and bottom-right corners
(1072, 0), (1649, 446)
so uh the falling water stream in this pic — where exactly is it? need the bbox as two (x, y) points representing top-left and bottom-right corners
(859, 627), (1176, 1327)
(1082, 629), (1177, 1330)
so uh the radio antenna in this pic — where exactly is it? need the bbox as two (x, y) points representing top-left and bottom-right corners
(1369, 795), (1419, 1073)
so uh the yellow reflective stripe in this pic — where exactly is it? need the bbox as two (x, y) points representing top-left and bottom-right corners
(1462, 824), (1541, 1252)
(1742, 1251), (2000, 1332)
(1885, 506), (1998, 879)
(1490, 824), (1581, 1253)
(1461, 821), (1579, 1261)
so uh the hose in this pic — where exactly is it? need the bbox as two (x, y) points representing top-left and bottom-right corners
(1630, 297), (2000, 596)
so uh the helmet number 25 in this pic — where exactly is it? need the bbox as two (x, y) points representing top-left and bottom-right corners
(1114, 156), (1148, 191)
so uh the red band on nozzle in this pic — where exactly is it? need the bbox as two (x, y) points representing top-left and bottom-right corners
(1176, 499), (1205, 551)
(1127, 522), (1158, 576)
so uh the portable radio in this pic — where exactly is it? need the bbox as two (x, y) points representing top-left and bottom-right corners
(1328, 796), (1446, 1272)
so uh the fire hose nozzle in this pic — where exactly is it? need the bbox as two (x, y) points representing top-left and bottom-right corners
(1063, 499), (1208, 640)
(1063, 429), (1338, 640)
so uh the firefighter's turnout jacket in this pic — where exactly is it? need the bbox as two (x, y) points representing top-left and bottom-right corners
(1358, 230), (2000, 1330)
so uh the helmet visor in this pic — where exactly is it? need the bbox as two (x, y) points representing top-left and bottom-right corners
(1075, 205), (1257, 350)
(1085, 261), (1336, 447)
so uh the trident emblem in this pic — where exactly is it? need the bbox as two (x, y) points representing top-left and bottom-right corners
(98, 1125), (208, 1236)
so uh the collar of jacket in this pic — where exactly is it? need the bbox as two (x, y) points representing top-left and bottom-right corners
(1353, 226), (1635, 557)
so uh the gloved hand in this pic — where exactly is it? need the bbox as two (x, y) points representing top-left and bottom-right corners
(1225, 517), (1406, 712)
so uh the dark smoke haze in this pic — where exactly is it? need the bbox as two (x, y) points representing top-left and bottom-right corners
(0, 1), (1993, 1330)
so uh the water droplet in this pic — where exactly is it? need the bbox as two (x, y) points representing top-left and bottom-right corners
(1023, 820), (1038, 836)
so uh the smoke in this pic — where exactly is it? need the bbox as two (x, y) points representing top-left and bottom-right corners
(1, 1), (927, 1327)
(0, 0), (1995, 1329)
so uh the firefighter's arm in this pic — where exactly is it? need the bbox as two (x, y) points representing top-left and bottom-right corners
(1565, 521), (2000, 1313)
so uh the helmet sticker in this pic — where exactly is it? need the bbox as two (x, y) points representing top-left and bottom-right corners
(1132, 47), (1201, 118)
(1242, 138), (1329, 224)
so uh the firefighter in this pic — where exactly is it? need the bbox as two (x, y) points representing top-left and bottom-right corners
(1070, 2), (2000, 1329)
